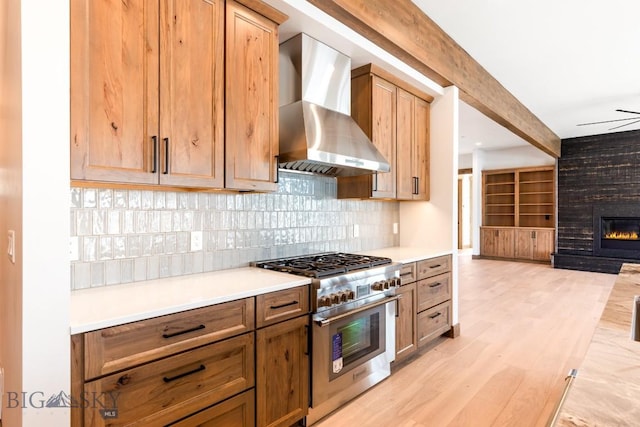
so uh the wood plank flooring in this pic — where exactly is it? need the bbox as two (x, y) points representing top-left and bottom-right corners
(314, 254), (616, 427)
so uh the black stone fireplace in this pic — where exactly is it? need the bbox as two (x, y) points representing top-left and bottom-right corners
(593, 205), (640, 258)
(553, 129), (640, 274)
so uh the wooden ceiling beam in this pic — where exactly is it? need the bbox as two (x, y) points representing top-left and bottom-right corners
(307, 0), (561, 158)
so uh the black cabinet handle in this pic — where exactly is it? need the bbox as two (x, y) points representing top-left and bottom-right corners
(163, 137), (169, 174)
(429, 282), (443, 288)
(373, 172), (378, 192)
(270, 300), (298, 310)
(400, 272), (413, 277)
(304, 324), (310, 356)
(274, 155), (280, 183)
(162, 324), (205, 339)
(163, 364), (205, 383)
(429, 312), (442, 319)
(151, 136), (158, 173)
(429, 264), (442, 269)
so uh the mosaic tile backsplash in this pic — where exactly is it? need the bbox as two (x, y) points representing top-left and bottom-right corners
(70, 172), (400, 289)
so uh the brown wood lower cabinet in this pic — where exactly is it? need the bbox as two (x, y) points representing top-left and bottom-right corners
(72, 286), (310, 427)
(256, 316), (309, 427)
(395, 282), (418, 362)
(395, 255), (452, 362)
(481, 226), (554, 262)
(84, 334), (254, 426)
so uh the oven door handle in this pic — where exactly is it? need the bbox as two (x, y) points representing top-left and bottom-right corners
(314, 295), (401, 327)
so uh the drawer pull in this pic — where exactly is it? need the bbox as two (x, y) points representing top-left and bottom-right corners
(162, 324), (205, 339)
(429, 312), (442, 319)
(429, 264), (442, 269)
(270, 300), (298, 310)
(163, 364), (206, 383)
(400, 272), (413, 277)
(429, 282), (443, 288)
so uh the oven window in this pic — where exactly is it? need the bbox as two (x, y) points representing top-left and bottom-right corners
(329, 303), (386, 380)
(338, 314), (379, 365)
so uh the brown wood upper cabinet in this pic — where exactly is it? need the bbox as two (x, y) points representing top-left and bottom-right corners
(225, 0), (284, 191)
(338, 64), (431, 200)
(71, 0), (286, 191)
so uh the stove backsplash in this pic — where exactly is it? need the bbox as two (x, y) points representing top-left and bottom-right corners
(70, 172), (399, 290)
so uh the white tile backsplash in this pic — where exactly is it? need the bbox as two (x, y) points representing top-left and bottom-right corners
(70, 172), (399, 289)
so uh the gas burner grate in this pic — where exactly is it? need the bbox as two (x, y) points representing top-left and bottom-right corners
(253, 252), (392, 278)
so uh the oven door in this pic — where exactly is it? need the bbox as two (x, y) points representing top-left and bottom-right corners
(311, 295), (398, 409)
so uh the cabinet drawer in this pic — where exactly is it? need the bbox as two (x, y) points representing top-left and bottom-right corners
(84, 298), (255, 380)
(170, 389), (255, 427)
(417, 301), (451, 347)
(416, 255), (451, 279)
(416, 272), (451, 312)
(84, 333), (255, 427)
(256, 286), (309, 328)
(399, 262), (417, 285)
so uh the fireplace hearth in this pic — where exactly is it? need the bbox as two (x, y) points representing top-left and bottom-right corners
(593, 205), (640, 258)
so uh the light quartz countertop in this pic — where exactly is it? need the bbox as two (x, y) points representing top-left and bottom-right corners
(557, 262), (640, 426)
(359, 247), (453, 264)
(70, 267), (310, 334)
(69, 246), (451, 335)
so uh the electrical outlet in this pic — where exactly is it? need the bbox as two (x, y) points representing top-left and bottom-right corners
(393, 223), (399, 234)
(190, 231), (203, 251)
(353, 224), (359, 238)
(70, 236), (79, 261)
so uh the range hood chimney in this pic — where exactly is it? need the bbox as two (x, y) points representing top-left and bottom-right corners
(278, 33), (390, 177)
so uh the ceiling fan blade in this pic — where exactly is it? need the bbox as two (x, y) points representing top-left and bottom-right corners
(609, 118), (640, 131)
(615, 109), (640, 115)
(577, 117), (640, 126)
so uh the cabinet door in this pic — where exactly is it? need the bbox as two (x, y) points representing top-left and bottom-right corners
(480, 227), (498, 257)
(533, 229), (554, 261)
(413, 96), (430, 200)
(497, 228), (516, 258)
(370, 76), (397, 198)
(256, 316), (309, 427)
(225, 0), (279, 191)
(395, 283), (417, 362)
(515, 229), (534, 259)
(396, 88), (415, 200)
(158, 0), (224, 188)
(71, 0), (159, 184)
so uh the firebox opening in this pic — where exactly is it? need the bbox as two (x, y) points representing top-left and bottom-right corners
(601, 217), (640, 251)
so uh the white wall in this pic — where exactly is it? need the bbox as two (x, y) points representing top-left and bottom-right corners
(400, 86), (459, 324)
(21, 0), (70, 425)
(459, 153), (472, 170)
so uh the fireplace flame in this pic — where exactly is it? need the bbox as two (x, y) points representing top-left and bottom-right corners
(604, 231), (640, 240)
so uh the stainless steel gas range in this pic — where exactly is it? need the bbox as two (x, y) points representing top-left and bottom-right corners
(253, 252), (401, 425)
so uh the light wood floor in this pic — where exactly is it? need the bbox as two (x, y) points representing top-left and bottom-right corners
(314, 255), (616, 427)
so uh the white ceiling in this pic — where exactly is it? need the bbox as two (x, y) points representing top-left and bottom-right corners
(264, 0), (640, 156)
(413, 0), (640, 154)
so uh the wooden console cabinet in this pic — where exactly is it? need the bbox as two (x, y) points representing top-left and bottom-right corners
(481, 166), (555, 262)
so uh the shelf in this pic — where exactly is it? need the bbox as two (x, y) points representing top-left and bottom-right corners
(520, 179), (553, 184)
(486, 193), (515, 197)
(486, 182), (515, 186)
(487, 213), (516, 216)
(519, 213), (554, 216)
(520, 203), (553, 206)
(486, 204), (515, 207)
(519, 191), (553, 196)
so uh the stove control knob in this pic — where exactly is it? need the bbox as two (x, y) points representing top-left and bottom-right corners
(339, 292), (348, 302)
(318, 296), (331, 307)
(383, 280), (390, 289)
(347, 290), (355, 300)
(331, 293), (340, 305)
(371, 281), (384, 291)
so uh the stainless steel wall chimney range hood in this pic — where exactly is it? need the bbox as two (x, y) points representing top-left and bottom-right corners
(278, 33), (390, 177)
